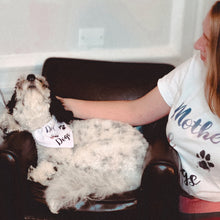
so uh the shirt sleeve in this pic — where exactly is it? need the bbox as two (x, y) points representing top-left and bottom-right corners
(157, 57), (193, 107)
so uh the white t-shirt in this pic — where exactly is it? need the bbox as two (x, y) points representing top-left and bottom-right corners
(158, 54), (220, 202)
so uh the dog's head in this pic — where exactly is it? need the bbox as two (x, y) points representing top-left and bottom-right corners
(6, 74), (73, 131)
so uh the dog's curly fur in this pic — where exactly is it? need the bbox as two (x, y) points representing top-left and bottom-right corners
(0, 74), (148, 214)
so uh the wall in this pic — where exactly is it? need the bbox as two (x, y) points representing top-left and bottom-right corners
(0, 0), (217, 108)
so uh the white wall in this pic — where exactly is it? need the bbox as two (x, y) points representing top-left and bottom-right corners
(0, 0), (217, 107)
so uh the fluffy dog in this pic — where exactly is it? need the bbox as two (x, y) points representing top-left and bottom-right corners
(0, 74), (148, 214)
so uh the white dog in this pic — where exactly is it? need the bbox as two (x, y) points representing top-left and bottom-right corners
(0, 74), (148, 214)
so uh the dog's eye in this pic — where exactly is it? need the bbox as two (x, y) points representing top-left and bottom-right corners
(15, 84), (22, 90)
(38, 79), (48, 87)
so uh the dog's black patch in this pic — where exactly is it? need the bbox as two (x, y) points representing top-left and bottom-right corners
(6, 91), (17, 114)
(49, 91), (74, 124)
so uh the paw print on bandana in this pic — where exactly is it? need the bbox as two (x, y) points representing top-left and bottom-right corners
(59, 125), (66, 130)
(196, 150), (214, 170)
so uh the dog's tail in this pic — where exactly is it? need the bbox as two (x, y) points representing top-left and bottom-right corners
(0, 88), (6, 107)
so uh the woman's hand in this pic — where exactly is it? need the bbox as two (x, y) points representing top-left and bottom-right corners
(56, 97), (73, 112)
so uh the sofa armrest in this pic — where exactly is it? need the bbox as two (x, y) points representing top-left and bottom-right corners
(138, 117), (180, 220)
(0, 149), (23, 220)
(0, 131), (37, 177)
(0, 131), (37, 220)
(142, 116), (179, 175)
(144, 137), (179, 173)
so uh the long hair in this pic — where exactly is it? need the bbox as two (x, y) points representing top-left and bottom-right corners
(205, 1), (220, 117)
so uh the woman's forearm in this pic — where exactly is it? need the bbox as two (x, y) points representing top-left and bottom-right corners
(61, 98), (135, 123)
(60, 86), (170, 126)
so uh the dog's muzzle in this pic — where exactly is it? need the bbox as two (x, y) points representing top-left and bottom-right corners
(27, 74), (36, 88)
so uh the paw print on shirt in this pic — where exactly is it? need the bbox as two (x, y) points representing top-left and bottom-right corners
(196, 150), (214, 171)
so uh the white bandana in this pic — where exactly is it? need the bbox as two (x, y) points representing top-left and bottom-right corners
(32, 117), (74, 148)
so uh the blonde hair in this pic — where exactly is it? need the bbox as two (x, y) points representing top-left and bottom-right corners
(205, 1), (220, 117)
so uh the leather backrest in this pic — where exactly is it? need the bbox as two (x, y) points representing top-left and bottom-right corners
(42, 58), (174, 101)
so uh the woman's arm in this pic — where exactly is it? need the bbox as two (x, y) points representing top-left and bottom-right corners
(59, 86), (170, 126)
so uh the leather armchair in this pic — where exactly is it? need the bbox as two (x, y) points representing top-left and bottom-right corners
(0, 58), (180, 220)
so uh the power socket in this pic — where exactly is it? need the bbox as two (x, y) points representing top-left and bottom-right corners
(78, 28), (104, 48)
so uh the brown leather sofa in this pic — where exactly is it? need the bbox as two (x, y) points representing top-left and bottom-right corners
(0, 57), (180, 220)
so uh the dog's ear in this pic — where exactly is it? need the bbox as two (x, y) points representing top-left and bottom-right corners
(6, 91), (17, 114)
(49, 92), (74, 124)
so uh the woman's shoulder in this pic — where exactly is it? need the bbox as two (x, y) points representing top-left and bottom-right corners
(189, 53), (205, 70)
(176, 53), (204, 74)
(186, 53), (207, 81)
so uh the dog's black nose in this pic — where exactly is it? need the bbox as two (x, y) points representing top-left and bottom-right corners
(27, 74), (36, 82)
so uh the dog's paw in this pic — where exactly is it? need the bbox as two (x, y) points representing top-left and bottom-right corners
(27, 161), (58, 186)
(47, 198), (62, 214)
(0, 124), (21, 137)
(0, 112), (23, 135)
(45, 181), (79, 214)
(0, 129), (4, 141)
(27, 165), (35, 181)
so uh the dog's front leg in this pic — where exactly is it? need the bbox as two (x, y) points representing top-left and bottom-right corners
(27, 161), (58, 186)
(0, 111), (22, 136)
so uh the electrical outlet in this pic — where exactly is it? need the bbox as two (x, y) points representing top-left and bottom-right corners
(78, 28), (104, 47)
